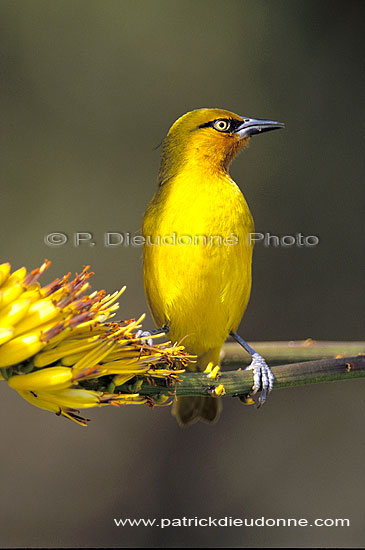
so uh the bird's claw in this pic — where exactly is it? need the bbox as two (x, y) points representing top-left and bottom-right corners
(245, 352), (274, 405)
(135, 330), (153, 347)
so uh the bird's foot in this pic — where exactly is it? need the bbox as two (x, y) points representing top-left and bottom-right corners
(245, 352), (274, 405)
(135, 330), (153, 347)
(136, 325), (169, 348)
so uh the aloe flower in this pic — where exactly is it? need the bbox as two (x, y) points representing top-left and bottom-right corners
(0, 261), (189, 425)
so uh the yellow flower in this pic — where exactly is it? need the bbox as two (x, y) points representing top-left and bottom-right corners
(0, 261), (189, 426)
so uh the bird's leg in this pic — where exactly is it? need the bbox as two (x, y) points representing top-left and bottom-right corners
(229, 332), (274, 405)
(136, 324), (169, 347)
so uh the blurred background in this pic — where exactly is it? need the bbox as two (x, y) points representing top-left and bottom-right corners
(0, 0), (364, 547)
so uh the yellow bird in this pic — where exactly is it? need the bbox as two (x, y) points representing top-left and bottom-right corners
(142, 108), (284, 426)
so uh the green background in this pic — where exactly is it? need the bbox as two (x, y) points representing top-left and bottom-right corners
(0, 0), (364, 547)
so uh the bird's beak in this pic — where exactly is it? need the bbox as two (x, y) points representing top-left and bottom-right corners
(235, 116), (285, 138)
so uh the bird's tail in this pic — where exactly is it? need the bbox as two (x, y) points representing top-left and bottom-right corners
(172, 396), (221, 426)
(171, 347), (222, 426)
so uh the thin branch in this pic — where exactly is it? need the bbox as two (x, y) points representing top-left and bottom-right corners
(137, 343), (365, 398)
(221, 340), (365, 365)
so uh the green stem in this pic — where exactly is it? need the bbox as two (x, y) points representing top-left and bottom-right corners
(138, 351), (365, 398)
(222, 340), (365, 364)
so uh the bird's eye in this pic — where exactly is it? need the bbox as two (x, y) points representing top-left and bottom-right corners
(213, 119), (231, 132)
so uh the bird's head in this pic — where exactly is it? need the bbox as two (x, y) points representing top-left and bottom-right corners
(159, 108), (284, 185)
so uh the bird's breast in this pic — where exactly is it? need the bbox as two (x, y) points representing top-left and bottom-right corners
(144, 171), (253, 237)
(142, 171), (254, 353)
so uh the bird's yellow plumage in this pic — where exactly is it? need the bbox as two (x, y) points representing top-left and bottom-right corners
(142, 108), (283, 425)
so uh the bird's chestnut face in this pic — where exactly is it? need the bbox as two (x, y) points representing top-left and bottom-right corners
(197, 116), (248, 153)
(164, 109), (249, 171)
(159, 108), (284, 183)
(184, 111), (252, 170)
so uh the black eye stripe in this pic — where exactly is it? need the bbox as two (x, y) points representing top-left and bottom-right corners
(198, 118), (242, 133)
